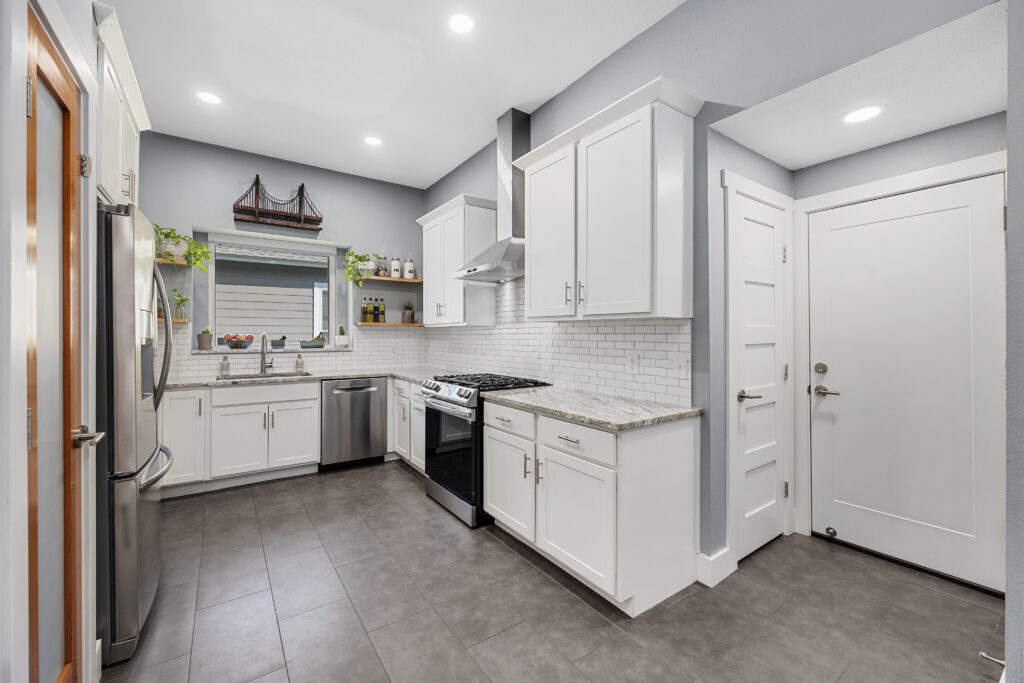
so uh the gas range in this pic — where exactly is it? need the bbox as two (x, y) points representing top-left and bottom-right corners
(420, 373), (550, 408)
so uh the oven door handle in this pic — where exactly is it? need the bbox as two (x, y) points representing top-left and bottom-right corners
(424, 397), (476, 421)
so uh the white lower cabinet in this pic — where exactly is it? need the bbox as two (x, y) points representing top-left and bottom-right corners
(394, 396), (410, 459)
(483, 406), (700, 617)
(211, 404), (269, 478)
(483, 427), (536, 541)
(268, 399), (320, 469)
(410, 399), (426, 472)
(160, 389), (209, 485)
(536, 445), (616, 593)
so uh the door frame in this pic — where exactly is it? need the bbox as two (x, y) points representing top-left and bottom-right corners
(791, 151), (1008, 536)
(722, 170), (796, 562)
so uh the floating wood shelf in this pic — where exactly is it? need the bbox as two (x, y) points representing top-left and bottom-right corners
(356, 321), (424, 327)
(157, 315), (188, 324)
(359, 275), (423, 284)
(156, 257), (187, 266)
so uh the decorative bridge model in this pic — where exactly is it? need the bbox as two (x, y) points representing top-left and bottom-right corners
(232, 174), (323, 230)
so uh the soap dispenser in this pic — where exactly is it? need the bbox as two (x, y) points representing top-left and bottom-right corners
(296, 353), (305, 374)
(219, 355), (230, 377)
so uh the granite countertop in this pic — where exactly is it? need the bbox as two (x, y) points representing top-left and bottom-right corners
(484, 386), (703, 432)
(167, 366), (453, 390)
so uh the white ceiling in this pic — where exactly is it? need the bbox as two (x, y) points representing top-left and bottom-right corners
(711, 1), (1007, 171)
(107, 0), (686, 188)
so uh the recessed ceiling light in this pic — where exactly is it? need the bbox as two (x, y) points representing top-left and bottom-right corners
(449, 14), (474, 33)
(842, 105), (884, 124)
(196, 91), (221, 104)
(364, 136), (382, 146)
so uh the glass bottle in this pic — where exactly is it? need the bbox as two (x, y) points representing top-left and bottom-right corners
(372, 297), (380, 323)
(380, 296), (386, 322)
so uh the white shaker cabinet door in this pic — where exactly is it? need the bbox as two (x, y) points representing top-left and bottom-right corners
(211, 404), (269, 477)
(483, 427), (536, 542)
(268, 399), (320, 469)
(577, 105), (653, 316)
(410, 400), (426, 472)
(525, 145), (577, 318)
(536, 445), (616, 594)
(393, 396), (410, 459)
(160, 390), (208, 486)
(99, 58), (126, 204)
(440, 208), (466, 324)
(422, 219), (444, 325)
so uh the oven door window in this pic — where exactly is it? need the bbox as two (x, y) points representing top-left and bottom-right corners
(425, 408), (477, 504)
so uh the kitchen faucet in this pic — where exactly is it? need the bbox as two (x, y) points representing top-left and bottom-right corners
(260, 332), (273, 374)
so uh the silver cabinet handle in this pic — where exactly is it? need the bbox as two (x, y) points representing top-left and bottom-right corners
(71, 425), (106, 449)
(578, 280), (584, 304)
(199, 397), (202, 416)
(535, 459), (543, 484)
(495, 416), (511, 423)
(271, 412), (275, 428)
(557, 435), (580, 445)
(737, 389), (763, 402)
(263, 412), (267, 429)
(564, 282), (571, 305)
(523, 452), (530, 479)
(814, 385), (840, 397)
(332, 386), (378, 394)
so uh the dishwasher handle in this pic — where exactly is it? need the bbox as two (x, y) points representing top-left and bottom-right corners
(331, 386), (379, 394)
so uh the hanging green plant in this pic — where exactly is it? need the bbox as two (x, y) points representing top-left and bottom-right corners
(154, 224), (212, 271)
(343, 251), (382, 287)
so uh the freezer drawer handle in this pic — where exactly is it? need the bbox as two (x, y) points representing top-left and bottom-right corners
(139, 445), (174, 491)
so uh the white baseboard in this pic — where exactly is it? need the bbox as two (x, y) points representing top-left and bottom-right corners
(696, 547), (737, 587)
(161, 464), (319, 499)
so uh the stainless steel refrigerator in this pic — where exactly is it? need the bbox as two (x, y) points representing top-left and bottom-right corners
(95, 203), (174, 664)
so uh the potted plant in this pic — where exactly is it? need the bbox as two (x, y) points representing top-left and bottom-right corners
(154, 224), (212, 271)
(343, 251), (382, 287)
(197, 326), (213, 350)
(402, 301), (415, 324)
(335, 324), (349, 349)
(171, 288), (189, 320)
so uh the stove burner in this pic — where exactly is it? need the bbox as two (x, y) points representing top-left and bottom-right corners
(433, 373), (550, 391)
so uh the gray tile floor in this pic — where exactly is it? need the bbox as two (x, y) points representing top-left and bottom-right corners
(103, 461), (1006, 683)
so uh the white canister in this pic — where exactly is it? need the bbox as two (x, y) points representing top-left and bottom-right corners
(403, 258), (416, 279)
(390, 257), (402, 278)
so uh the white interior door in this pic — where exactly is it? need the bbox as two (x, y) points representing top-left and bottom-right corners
(809, 174), (1006, 590)
(726, 174), (793, 560)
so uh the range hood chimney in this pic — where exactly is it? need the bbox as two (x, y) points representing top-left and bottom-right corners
(453, 108), (530, 282)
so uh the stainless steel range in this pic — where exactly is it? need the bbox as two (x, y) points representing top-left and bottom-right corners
(421, 373), (549, 526)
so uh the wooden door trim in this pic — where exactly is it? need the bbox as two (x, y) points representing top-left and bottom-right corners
(27, 7), (82, 683)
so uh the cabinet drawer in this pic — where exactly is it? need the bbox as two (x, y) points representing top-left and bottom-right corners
(484, 403), (535, 439)
(212, 381), (319, 406)
(537, 416), (615, 467)
(393, 379), (411, 399)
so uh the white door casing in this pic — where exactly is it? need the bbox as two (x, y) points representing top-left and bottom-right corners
(724, 172), (794, 561)
(808, 173), (1006, 591)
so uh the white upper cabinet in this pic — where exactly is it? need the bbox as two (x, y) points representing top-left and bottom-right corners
(524, 145), (577, 318)
(417, 195), (497, 327)
(96, 5), (150, 205)
(517, 78), (702, 320)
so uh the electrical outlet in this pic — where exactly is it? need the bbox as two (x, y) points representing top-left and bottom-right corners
(626, 351), (640, 374)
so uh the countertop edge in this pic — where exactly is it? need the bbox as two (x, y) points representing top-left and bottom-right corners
(483, 393), (703, 432)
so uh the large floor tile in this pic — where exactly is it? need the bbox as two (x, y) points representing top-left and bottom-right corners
(336, 553), (432, 631)
(574, 634), (684, 682)
(189, 591), (284, 683)
(468, 621), (589, 683)
(695, 650), (787, 683)
(710, 568), (792, 617)
(318, 518), (388, 568)
(369, 608), (489, 683)
(258, 510), (324, 560)
(130, 580), (197, 669)
(615, 603), (728, 680)
(879, 604), (1004, 678)
(197, 541), (270, 608)
(279, 599), (387, 683)
(129, 654), (190, 683)
(267, 546), (348, 620)
(738, 618), (849, 683)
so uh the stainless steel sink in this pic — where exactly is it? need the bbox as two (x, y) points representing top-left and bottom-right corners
(216, 371), (314, 381)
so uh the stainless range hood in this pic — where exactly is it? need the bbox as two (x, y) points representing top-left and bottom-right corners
(453, 108), (530, 282)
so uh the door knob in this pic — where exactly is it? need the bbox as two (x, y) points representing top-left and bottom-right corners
(814, 385), (840, 397)
(737, 389), (763, 402)
(71, 425), (106, 448)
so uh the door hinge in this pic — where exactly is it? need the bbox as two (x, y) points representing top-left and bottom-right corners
(26, 76), (32, 117)
(781, 245), (788, 263)
(79, 155), (92, 177)
(783, 363), (789, 381)
(783, 481), (789, 498)
(26, 409), (33, 450)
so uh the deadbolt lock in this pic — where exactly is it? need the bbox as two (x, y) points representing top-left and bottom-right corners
(814, 362), (828, 374)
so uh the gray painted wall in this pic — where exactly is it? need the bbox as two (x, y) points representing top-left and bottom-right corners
(794, 113), (1007, 198)
(424, 140), (496, 212)
(1005, 0), (1022, 678)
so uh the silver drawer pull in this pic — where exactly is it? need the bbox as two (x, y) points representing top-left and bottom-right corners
(522, 452), (530, 478)
(557, 435), (580, 445)
(495, 416), (511, 423)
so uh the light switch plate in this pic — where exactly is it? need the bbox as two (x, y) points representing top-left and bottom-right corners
(626, 351), (640, 374)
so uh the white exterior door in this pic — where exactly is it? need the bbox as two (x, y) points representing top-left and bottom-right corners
(211, 404), (269, 477)
(422, 219), (443, 325)
(483, 427), (536, 541)
(160, 391), (208, 485)
(725, 175), (793, 560)
(525, 145), (576, 317)
(577, 106), (652, 316)
(268, 400), (320, 469)
(440, 208), (466, 323)
(393, 396), (410, 459)
(410, 401), (426, 471)
(536, 445), (616, 594)
(809, 174), (1006, 590)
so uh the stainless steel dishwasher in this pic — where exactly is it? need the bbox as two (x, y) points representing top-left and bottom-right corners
(321, 377), (388, 466)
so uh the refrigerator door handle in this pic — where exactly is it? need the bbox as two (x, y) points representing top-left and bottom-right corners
(139, 445), (174, 491)
(153, 263), (173, 410)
